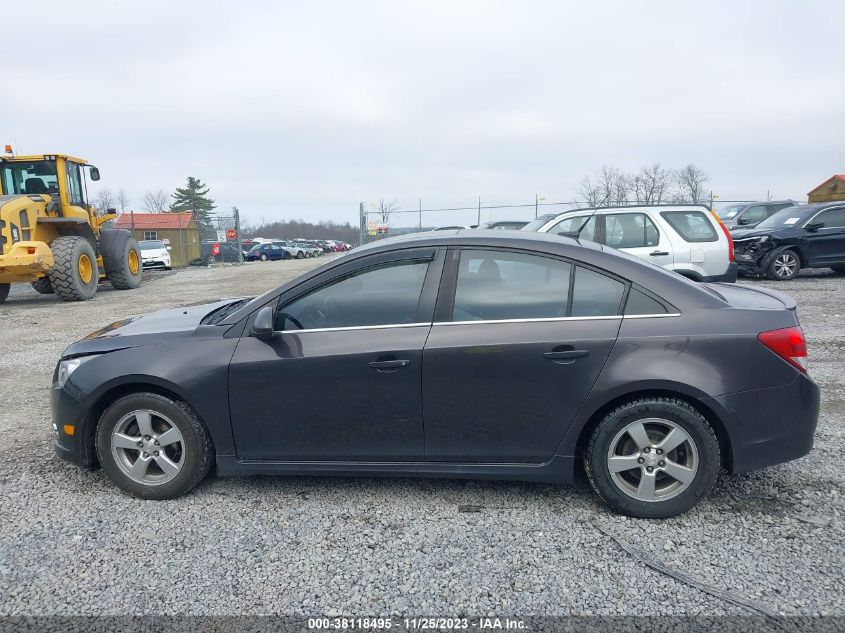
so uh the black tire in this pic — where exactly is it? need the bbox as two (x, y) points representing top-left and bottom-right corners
(765, 249), (800, 281)
(584, 397), (720, 518)
(296, 251), (304, 259)
(830, 265), (845, 274)
(0, 283), (9, 303)
(283, 251), (292, 260)
(49, 236), (98, 301)
(100, 229), (143, 290)
(260, 253), (268, 262)
(31, 277), (55, 294)
(96, 392), (213, 500)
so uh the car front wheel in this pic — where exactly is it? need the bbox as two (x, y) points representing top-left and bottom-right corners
(766, 249), (800, 280)
(96, 392), (213, 500)
(584, 397), (720, 518)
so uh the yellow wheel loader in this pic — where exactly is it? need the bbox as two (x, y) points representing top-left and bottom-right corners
(0, 147), (142, 303)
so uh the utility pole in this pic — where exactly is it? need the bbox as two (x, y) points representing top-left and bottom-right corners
(419, 198), (422, 230)
(359, 202), (366, 246)
(233, 206), (242, 263)
(477, 196), (481, 228)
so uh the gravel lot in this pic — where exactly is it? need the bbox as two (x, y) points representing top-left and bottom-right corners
(0, 259), (843, 618)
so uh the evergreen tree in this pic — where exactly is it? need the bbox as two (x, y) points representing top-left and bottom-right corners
(169, 177), (215, 223)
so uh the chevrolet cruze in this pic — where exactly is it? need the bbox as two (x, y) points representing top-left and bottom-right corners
(52, 230), (819, 518)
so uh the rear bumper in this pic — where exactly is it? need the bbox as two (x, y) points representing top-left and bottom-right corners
(704, 372), (820, 474)
(700, 262), (738, 283)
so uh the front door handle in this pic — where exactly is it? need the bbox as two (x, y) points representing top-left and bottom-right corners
(544, 349), (589, 363)
(649, 250), (670, 257)
(369, 359), (410, 372)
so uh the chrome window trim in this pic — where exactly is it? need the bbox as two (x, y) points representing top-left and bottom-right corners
(278, 322), (430, 335)
(276, 314), (682, 334)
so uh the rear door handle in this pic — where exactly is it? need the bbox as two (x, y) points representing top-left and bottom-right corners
(649, 250), (669, 257)
(369, 359), (410, 371)
(544, 349), (589, 363)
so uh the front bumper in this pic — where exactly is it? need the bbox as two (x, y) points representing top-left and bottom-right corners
(142, 259), (170, 269)
(704, 372), (820, 473)
(0, 241), (55, 283)
(51, 383), (94, 468)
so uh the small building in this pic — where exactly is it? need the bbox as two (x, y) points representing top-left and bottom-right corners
(114, 212), (200, 268)
(808, 175), (845, 203)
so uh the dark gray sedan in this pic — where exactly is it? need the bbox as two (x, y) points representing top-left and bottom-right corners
(51, 230), (819, 517)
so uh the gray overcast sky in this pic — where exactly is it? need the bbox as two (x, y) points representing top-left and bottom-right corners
(4, 0), (844, 227)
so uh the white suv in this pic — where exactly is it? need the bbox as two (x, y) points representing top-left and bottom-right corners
(525, 205), (737, 282)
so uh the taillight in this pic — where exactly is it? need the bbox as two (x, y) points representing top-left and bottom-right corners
(710, 211), (735, 263)
(758, 326), (807, 372)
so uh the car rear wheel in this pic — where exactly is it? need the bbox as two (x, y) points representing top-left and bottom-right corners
(260, 253), (268, 261)
(830, 264), (845, 274)
(766, 249), (800, 280)
(96, 392), (213, 500)
(296, 251), (304, 259)
(584, 397), (720, 518)
(283, 251), (292, 260)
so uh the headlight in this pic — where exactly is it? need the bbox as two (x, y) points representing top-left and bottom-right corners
(55, 355), (97, 389)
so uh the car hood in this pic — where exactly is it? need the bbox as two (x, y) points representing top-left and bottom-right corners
(141, 248), (169, 258)
(61, 299), (237, 357)
(731, 227), (801, 240)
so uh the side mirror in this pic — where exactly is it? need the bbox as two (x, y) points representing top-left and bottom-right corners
(737, 217), (751, 225)
(251, 306), (275, 341)
(805, 222), (824, 232)
(89, 166), (101, 181)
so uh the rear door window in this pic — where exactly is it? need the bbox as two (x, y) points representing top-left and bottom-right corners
(452, 250), (572, 321)
(570, 267), (626, 317)
(660, 211), (718, 242)
(624, 287), (669, 315)
(603, 213), (660, 248)
(546, 215), (597, 241)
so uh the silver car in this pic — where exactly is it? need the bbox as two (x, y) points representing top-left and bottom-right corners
(523, 205), (736, 282)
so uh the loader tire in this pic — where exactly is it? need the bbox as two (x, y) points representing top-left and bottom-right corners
(100, 228), (143, 290)
(0, 283), (9, 304)
(49, 236), (99, 301)
(31, 277), (55, 294)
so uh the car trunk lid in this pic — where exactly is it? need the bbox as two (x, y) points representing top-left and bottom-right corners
(701, 282), (797, 311)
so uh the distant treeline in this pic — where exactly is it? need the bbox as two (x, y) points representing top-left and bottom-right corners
(242, 219), (359, 244)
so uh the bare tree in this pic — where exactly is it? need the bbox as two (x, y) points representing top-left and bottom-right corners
(142, 189), (170, 213)
(675, 164), (709, 204)
(95, 188), (115, 213)
(632, 163), (672, 205)
(578, 175), (602, 206)
(376, 198), (398, 223)
(116, 189), (130, 214)
(596, 166), (631, 206)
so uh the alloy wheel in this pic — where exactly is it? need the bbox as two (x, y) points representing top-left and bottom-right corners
(774, 253), (798, 279)
(606, 418), (699, 502)
(111, 409), (185, 485)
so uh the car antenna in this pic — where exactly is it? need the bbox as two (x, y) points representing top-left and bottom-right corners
(560, 192), (611, 240)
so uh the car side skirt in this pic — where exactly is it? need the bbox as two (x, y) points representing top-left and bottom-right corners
(215, 454), (575, 483)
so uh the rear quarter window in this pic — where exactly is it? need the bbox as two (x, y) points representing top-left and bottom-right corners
(660, 210), (718, 243)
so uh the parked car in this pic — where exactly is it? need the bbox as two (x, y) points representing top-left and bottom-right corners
(292, 241), (322, 257)
(717, 200), (795, 231)
(731, 202), (845, 280)
(200, 241), (241, 264)
(524, 205), (737, 283)
(245, 242), (293, 261)
(52, 230), (817, 518)
(138, 239), (171, 270)
(481, 220), (530, 230)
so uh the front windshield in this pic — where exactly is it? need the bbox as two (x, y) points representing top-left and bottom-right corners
(755, 206), (805, 229)
(0, 159), (59, 196)
(520, 215), (556, 231)
(717, 205), (745, 220)
(138, 240), (164, 250)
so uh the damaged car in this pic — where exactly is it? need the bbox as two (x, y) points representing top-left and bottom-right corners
(731, 202), (845, 280)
